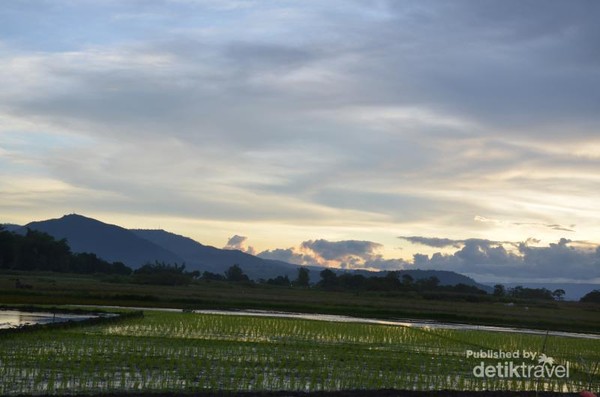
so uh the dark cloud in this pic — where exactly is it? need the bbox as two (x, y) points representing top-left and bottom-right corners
(301, 239), (381, 262)
(257, 248), (314, 266)
(373, 0), (600, 130)
(411, 238), (600, 281)
(261, 236), (599, 281)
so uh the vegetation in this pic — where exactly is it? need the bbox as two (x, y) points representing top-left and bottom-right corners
(132, 262), (200, 286)
(314, 269), (488, 299)
(0, 311), (597, 395)
(0, 227), (579, 304)
(1, 227), (598, 335)
(294, 267), (310, 287)
(224, 264), (250, 283)
(1, 271), (599, 334)
(580, 290), (600, 304)
(0, 227), (131, 275)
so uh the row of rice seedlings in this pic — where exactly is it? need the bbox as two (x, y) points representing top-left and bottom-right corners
(0, 311), (597, 395)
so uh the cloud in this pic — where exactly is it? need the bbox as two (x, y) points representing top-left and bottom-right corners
(475, 216), (576, 232)
(399, 236), (463, 248)
(258, 235), (599, 282)
(223, 235), (256, 255)
(1, 0), (600, 269)
(257, 248), (314, 266)
(258, 239), (405, 271)
(514, 223), (576, 233)
(300, 239), (382, 261)
(410, 237), (600, 281)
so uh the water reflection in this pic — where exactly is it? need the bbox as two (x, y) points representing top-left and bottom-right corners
(194, 309), (600, 340)
(0, 310), (101, 329)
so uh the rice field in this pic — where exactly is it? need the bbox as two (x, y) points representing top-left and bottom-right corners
(0, 311), (598, 395)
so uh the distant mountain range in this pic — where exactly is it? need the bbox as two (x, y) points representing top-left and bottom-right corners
(131, 229), (303, 280)
(4, 214), (489, 289)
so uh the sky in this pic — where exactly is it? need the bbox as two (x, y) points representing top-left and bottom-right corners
(1, 0), (599, 284)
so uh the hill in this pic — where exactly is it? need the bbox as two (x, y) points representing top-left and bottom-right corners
(131, 229), (304, 280)
(1, 224), (22, 233)
(23, 214), (183, 267)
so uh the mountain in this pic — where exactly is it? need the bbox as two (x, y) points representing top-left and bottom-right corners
(1, 224), (22, 232)
(23, 214), (183, 267)
(131, 229), (303, 280)
(16, 214), (493, 288)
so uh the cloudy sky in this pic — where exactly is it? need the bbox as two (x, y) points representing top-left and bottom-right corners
(1, 0), (599, 283)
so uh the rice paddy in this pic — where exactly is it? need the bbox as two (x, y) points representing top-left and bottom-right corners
(0, 311), (598, 395)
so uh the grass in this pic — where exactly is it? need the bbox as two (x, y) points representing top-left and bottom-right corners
(1, 271), (599, 333)
(0, 311), (598, 395)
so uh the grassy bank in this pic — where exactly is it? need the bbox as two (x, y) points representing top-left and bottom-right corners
(0, 271), (599, 333)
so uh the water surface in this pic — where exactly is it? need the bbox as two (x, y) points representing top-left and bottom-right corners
(71, 304), (600, 340)
(0, 310), (105, 329)
(194, 309), (600, 340)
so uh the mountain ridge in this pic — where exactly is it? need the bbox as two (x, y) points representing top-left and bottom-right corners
(10, 214), (489, 289)
(23, 214), (183, 267)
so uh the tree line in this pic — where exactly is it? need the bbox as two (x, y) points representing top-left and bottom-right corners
(0, 227), (131, 275)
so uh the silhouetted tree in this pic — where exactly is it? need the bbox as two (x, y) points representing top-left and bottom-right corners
(0, 228), (132, 275)
(0, 227), (17, 269)
(18, 229), (71, 272)
(294, 267), (310, 287)
(509, 286), (553, 300)
(384, 271), (401, 289)
(133, 262), (194, 285)
(225, 264), (250, 282)
(201, 271), (225, 281)
(266, 275), (291, 286)
(552, 289), (566, 301)
(417, 276), (440, 290)
(318, 268), (337, 289)
(580, 290), (600, 303)
(401, 274), (414, 287)
(493, 284), (505, 297)
(338, 273), (366, 290)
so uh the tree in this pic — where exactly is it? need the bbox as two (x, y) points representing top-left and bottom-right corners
(580, 289), (600, 304)
(133, 262), (193, 285)
(401, 274), (414, 286)
(493, 284), (505, 297)
(201, 271), (225, 281)
(552, 289), (566, 301)
(509, 286), (553, 300)
(338, 273), (366, 290)
(294, 267), (310, 287)
(417, 276), (440, 290)
(384, 271), (401, 289)
(318, 268), (337, 289)
(266, 275), (291, 286)
(225, 264), (250, 282)
(0, 227), (17, 269)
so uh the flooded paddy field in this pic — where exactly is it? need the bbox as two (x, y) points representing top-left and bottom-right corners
(0, 309), (107, 329)
(0, 310), (598, 395)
